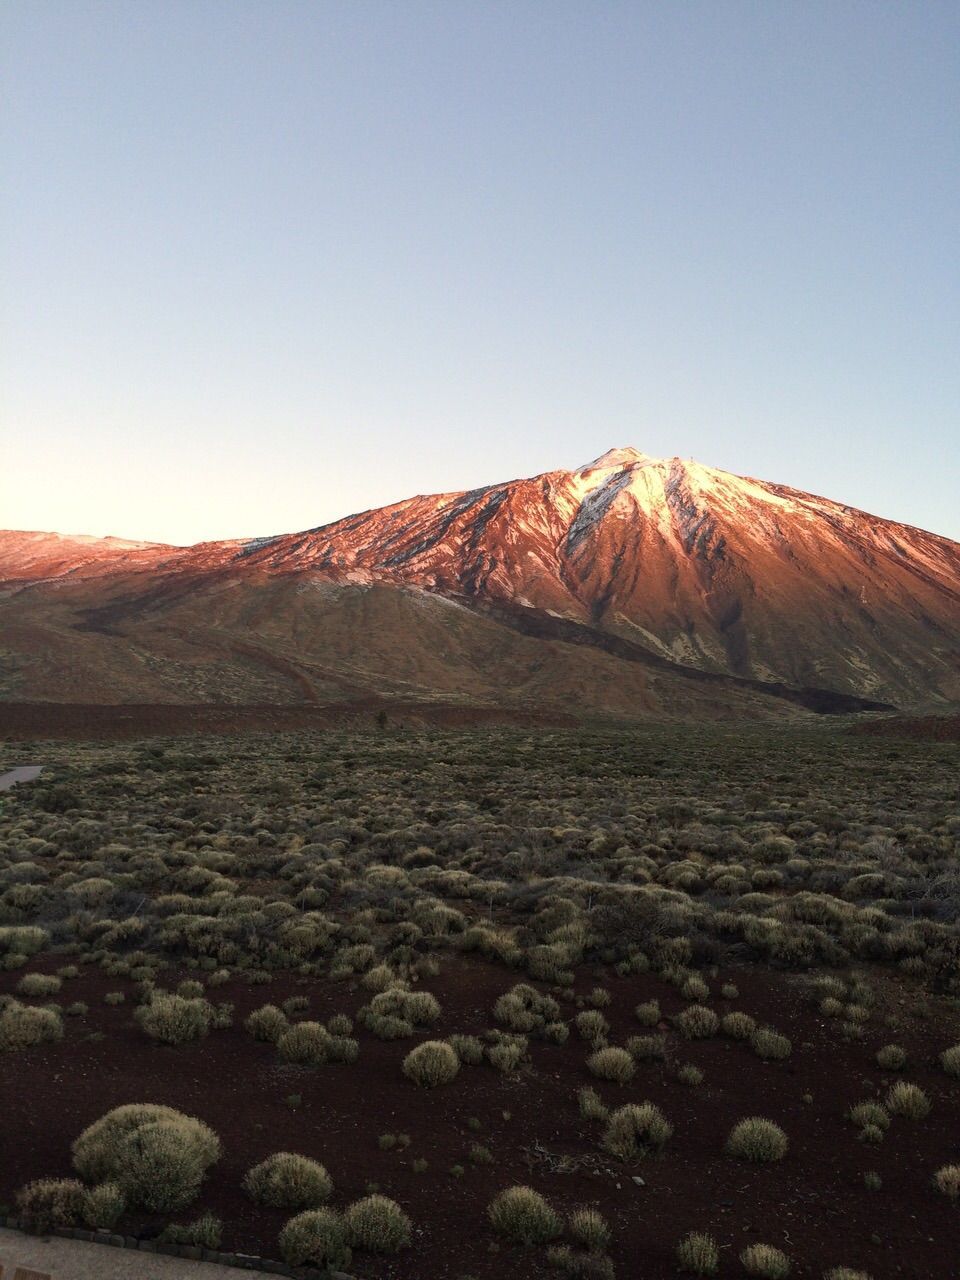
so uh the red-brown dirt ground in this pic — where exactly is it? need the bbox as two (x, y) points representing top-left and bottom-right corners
(2, 956), (958, 1279)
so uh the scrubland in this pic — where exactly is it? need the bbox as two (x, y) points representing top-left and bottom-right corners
(0, 724), (958, 1278)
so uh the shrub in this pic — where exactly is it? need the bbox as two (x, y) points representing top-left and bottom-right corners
(721, 1011), (756, 1039)
(940, 1044), (960, 1076)
(847, 1101), (889, 1131)
(750, 1028), (792, 1060)
(634, 999), (660, 1026)
(104, 992), (125, 1005)
(17, 1178), (85, 1231)
(875, 1044), (906, 1071)
(741, 1243), (791, 1277)
(279, 1208), (351, 1267)
(158, 1212), (222, 1250)
(0, 1000), (63, 1050)
(488, 1185), (562, 1245)
(487, 1040), (525, 1073)
(448, 1033), (484, 1064)
(575, 1010), (609, 1042)
(626, 1033), (667, 1061)
(726, 1117), (788, 1163)
(344, 1194), (412, 1253)
(81, 1181), (126, 1229)
(601, 1102), (672, 1160)
(403, 1040), (460, 1087)
(277, 1021), (332, 1065)
(547, 1243), (616, 1278)
(676, 1231), (718, 1275)
(567, 1206), (610, 1250)
(677, 1063), (704, 1086)
(134, 993), (213, 1044)
(578, 1087), (608, 1121)
(17, 972), (61, 997)
(494, 983), (560, 1032)
(675, 1005), (719, 1039)
(72, 1103), (221, 1211)
(885, 1082), (930, 1119)
(933, 1165), (960, 1198)
(245, 1004), (289, 1043)
(586, 1046), (634, 1084)
(244, 1153), (333, 1208)
(822, 1270), (872, 1280)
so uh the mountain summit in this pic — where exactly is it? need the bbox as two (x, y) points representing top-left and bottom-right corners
(1, 449), (958, 714)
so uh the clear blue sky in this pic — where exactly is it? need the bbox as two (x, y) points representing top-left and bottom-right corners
(2, 1), (958, 544)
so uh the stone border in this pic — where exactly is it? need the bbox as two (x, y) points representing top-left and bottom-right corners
(0, 1217), (355, 1280)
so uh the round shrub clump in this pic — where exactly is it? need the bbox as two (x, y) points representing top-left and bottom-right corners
(674, 1005), (719, 1039)
(0, 999), (63, 1051)
(940, 1043), (960, 1077)
(586, 1046), (635, 1084)
(81, 1182), (126, 1230)
(726, 1117), (788, 1163)
(17, 972), (62, 997)
(885, 1081), (930, 1119)
(277, 1021), (333, 1065)
(344, 1194), (412, 1253)
(567, 1206), (610, 1250)
(933, 1164), (960, 1199)
(17, 1178), (85, 1231)
(244, 1152), (333, 1208)
(750, 1028), (792, 1060)
(402, 1040), (460, 1088)
(676, 1230), (718, 1275)
(245, 1004), (289, 1043)
(741, 1243), (792, 1277)
(602, 1102), (672, 1161)
(72, 1103), (221, 1211)
(134, 993), (213, 1045)
(278, 1208), (351, 1268)
(488, 1185), (562, 1245)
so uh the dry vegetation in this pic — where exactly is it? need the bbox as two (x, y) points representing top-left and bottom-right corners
(0, 722), (958, 1278)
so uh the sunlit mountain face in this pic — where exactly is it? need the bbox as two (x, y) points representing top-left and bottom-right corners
(2, 449), (958, 715)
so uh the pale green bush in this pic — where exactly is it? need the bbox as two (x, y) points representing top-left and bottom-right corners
(488, 1185), (561, 1245)
(244, 1152), (332, 1208)
(933, 1165), (960, 1198)
(586, 1046), (634, 1084)
(17, 972), (61, 997)
(885, 1081), (930, 1119)
(402, 1040), (460, 1087)
(602, 1102), (672, 1160)
(344, 1194), (412, 1253)
(17, 1178), (85, 1231)
(741, 1243), (791, 1277)
(245, 1004), (289, 1043)
(567, 1206), (610, 1250)
(0, 999), (63, 1050)
(278, 1208), (351, 1268)
(72, 1103), (220, 1211)
(134, 993), (214, 1044)
(726, 1117), (788, 1163)
(676, 1231), (718, 1275)
(81, 1181), (126, 1229)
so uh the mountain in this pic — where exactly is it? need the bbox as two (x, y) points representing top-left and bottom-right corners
(1, 448), (958, 721)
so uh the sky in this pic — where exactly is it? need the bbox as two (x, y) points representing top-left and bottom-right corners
(2, 1), (958, 546)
